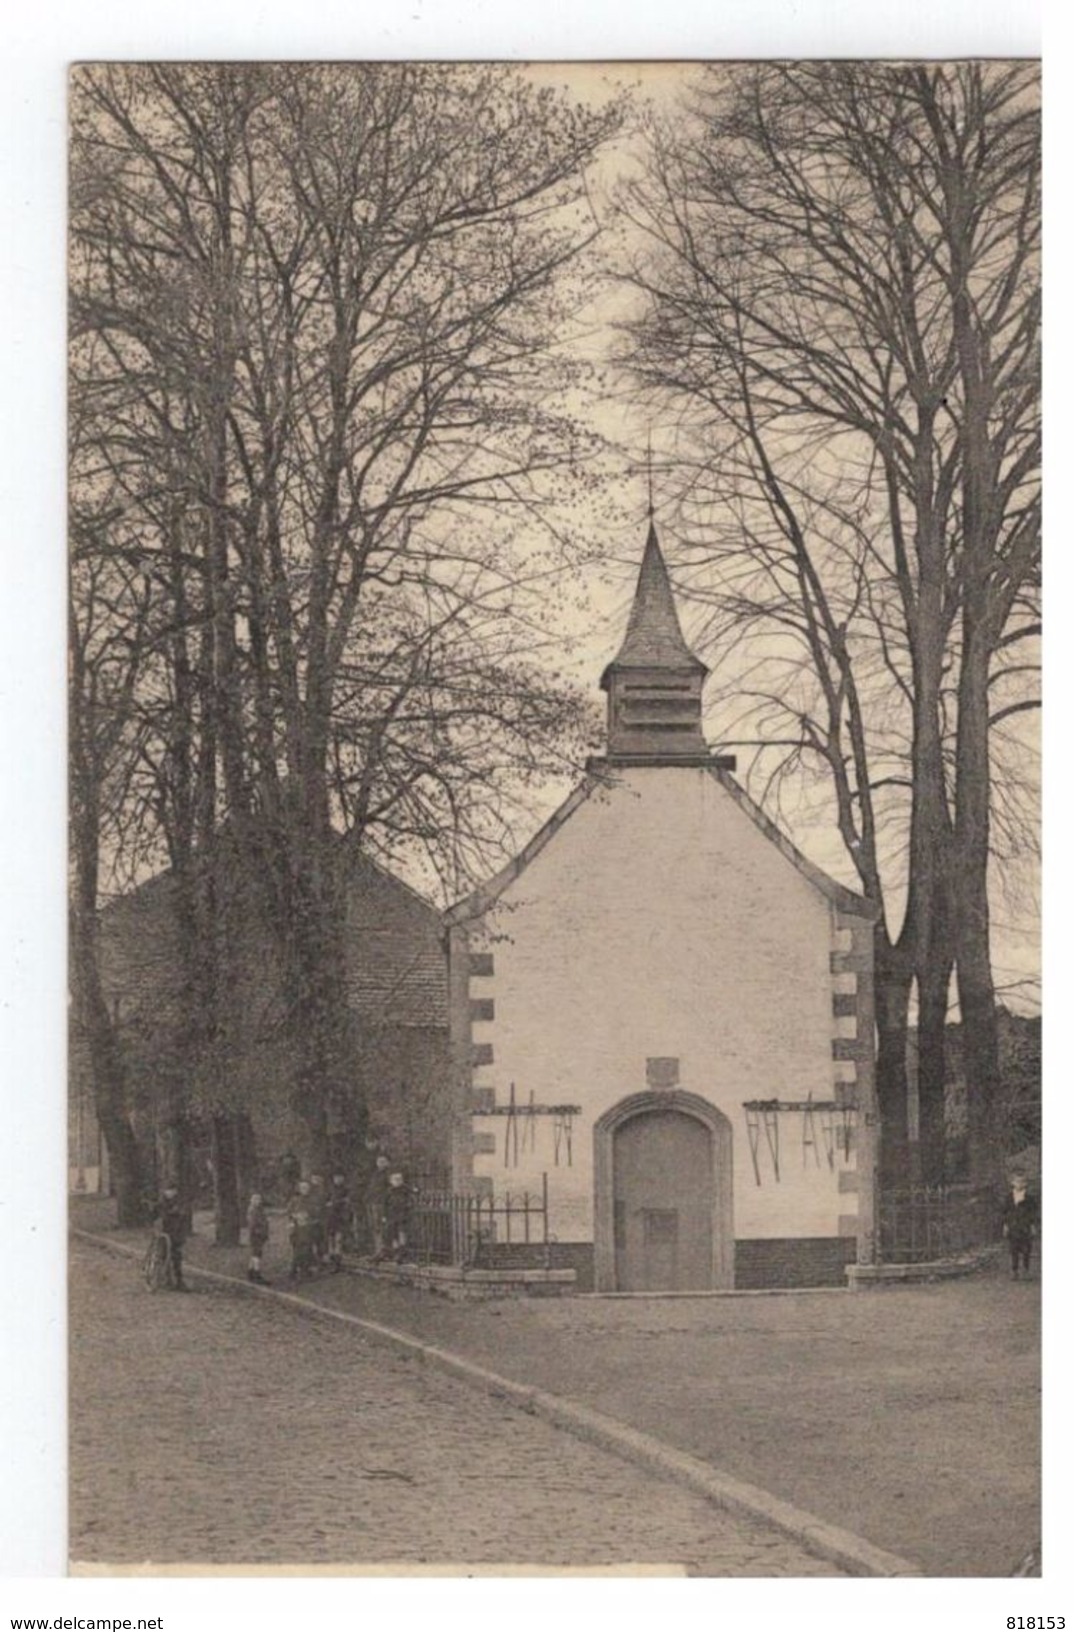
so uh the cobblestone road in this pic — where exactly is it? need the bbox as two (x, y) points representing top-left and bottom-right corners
(70, 1242), (841, 1574)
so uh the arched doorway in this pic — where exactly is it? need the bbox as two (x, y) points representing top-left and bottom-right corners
(593, 1092), (733, 1292)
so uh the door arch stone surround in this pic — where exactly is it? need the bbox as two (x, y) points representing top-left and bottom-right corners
(593, 1089), (734, 1292)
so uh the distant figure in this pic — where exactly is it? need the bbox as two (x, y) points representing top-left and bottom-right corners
(326, 1173), (352, 1272)
(246, 1191), (270, 1285)
(288, 1180), (315, 1281)
(151, 1184), (190, 1292)
(384, 1171), (412, 1263)
(1002, 1178), (1038, 1278)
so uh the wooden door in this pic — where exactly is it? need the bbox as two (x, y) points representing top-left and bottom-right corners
(612, 1109), (714, 1291)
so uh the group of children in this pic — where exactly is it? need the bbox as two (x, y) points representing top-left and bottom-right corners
(245, 1152), (414, 1284)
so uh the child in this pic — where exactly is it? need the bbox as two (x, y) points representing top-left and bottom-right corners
(151, 1184), (191, 1291)
(384, 1170), (412, 1264)
(246, 1191), (270, 1285)
(288, 1179), (315, 1281)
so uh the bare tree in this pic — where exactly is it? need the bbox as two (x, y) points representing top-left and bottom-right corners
(623, 62), (1039, 1186)
(70, 63), (618, 1210)
(69, 484), (154, 1223)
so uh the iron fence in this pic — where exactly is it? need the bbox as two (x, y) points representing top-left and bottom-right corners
(878, 1183), (995, 1263)
(406, 1174), (551, 1268)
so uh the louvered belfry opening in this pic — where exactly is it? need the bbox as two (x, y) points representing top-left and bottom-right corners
(600, 522), (710, 762)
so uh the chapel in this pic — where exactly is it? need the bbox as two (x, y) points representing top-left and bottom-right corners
(444, 522), (878, 1291)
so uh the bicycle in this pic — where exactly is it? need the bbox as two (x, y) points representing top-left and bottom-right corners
(142, 1223), (176, 1291)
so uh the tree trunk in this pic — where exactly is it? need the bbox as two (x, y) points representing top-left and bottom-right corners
(71, 924), (145, 1226)
(916, 959), (953, 1187)
(948, 198), (1008, 1198)
(157, 1116), (189, 1194)
(277, 788), (356, 1175)
(288, 921), (341, 1178)
(68, 716), (146, 1229)
(957, 928), (1003, 1191)
(69, 615), (145, 1225)
(905, 507), (955, 1185)
(235, 1113), (257, 1214)
(210, 1113), (242, 1246)
(952, 600), (1003, 1192)
(874, 936), (913, 1189)
(96, 1103), (145, 1227)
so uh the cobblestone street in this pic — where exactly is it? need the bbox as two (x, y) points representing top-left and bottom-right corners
(70, 1242), (841, 1574)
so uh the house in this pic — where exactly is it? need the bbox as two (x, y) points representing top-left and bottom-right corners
(444, 523), (879, 1291)
(72, 846), (450, 1195)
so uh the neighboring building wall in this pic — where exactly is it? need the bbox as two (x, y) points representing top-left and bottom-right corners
(352, 1026), (452, 1179)
(450, 764), (875, 1287)
(83, 852), (450, 1187)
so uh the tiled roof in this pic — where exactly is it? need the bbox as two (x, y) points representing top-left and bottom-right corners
(99, 849), (448, 1032)
(343, 854), (448, 1028)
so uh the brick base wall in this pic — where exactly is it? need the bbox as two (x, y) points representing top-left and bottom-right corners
(477, 1239), (852, 1291)
(734, 1237), (856, 1289)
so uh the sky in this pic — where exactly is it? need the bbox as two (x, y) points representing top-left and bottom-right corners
(471, 62), (1043, 1015)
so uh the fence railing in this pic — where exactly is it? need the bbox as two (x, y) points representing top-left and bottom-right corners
(407, 1174), (551, 1269)
(878, 1183), (996, 1264)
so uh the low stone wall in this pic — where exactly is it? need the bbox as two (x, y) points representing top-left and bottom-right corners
(474, 1240), (596, 1291)
(347, 1259), (577, 1301)
(846, 1254), (990, 1290)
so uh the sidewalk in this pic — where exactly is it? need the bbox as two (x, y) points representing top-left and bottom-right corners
(73, 1198), (1039, 1576)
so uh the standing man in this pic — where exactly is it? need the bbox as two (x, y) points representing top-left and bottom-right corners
(1002, 1176), (1039, 1279)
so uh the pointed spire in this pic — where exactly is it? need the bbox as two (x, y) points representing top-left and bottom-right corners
(600, 521), (709, 763)
(603, 521), (708, 679)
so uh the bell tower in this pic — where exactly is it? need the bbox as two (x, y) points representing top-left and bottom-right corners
(600, 522), (711, 763)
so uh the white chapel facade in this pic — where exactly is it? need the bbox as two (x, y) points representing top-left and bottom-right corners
(445, 524), (878, 1291)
